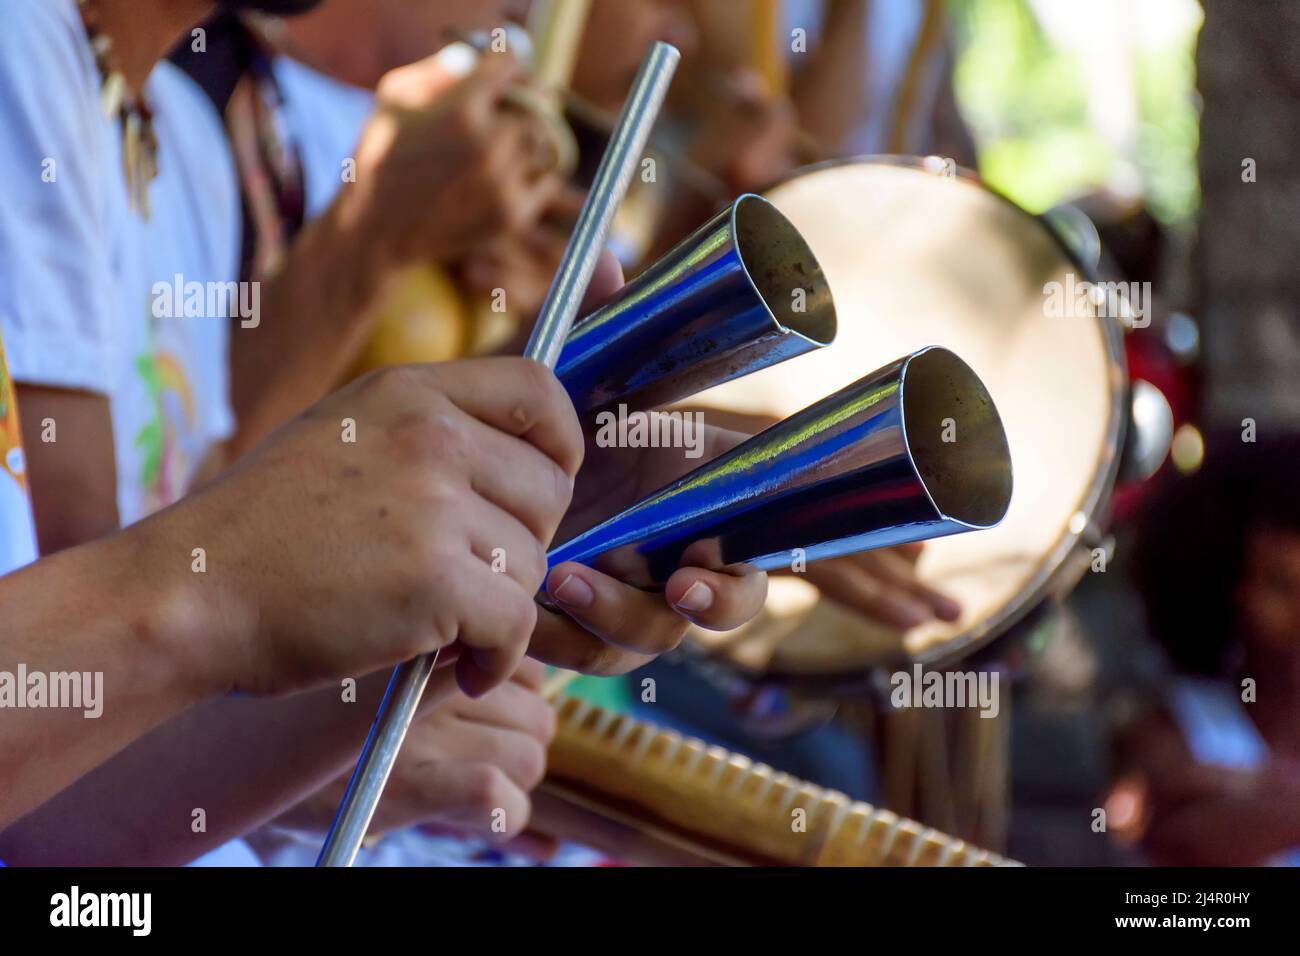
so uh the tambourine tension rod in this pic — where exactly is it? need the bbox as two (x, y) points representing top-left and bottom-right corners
(316, 41), (681, 867)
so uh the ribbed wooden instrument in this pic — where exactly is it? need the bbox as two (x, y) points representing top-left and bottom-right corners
(537, 695), (1016, 867)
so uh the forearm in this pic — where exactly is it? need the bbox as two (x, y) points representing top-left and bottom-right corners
(0, 529), (205, 828)
(1, 659), (466, 865)
(17, 386), (120, 555)
(0, 669), (412, 865)
(225, 197), (392, 461)
(792, 0), (871, 151)
(1150, 796), (1300, 866)
(268, 770), (351, 836)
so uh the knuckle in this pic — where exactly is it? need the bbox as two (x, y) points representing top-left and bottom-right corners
(466, 763), (510, 814)
(573, 639), (617, 676)
(418, 558), (469, 638)
(555, 423), (585, 478)
(523, 539), (550, 591)
(430, 603), (461, 649)
(392, 409), (475, 472)
(626, 606), (685, 655)
(503, 536), (547, 594)
(516, 738), (548, 789)
(367, 363), (441, 406)
(391, 625), (436, 664)
(534, 704), (558, 747)
(425, 408), (469, 452)
(359, 362), (409, 397)
(491, 359), (546, 427)
(504, 589), (539, 645)
(651, 620), (689, 654)
(383, 410), (433, 461)
(513, 799), (533, 837)
(515, 656), (547, 685)
(519, 363), (582, 466)
(513, 356), (557, 408)
(545, 460), (574, 520)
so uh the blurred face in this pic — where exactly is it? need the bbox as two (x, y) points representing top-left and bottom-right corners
(280, 0), (521, 88)
(571, 0), (697, 109)
(1236, 525), (1300, 676)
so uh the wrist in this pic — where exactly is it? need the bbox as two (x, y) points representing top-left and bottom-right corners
(108, 506), (248, 705)
(318, 181), (402, 311)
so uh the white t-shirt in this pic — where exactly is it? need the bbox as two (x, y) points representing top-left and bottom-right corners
(0, 0), (238, 528)
(271, 55), (375, 221)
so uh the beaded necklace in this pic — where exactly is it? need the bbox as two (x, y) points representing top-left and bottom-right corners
(77, 0), (159, 218)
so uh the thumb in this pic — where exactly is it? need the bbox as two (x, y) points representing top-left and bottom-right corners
(376, 55), (463, 108)
(377, 41), (514, 108)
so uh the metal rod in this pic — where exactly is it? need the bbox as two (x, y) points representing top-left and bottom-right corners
(316, 41), (680, 867)
(525, 41), (681, 367)
(314, 652), (436, 867)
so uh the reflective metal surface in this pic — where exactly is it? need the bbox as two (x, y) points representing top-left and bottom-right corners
(681, 157), (1127, 684)
(1122, 378), (1174, 483)
(527, 44), (682, 370)
(548, 347), (1012, 586)
(557, 194), (836, 415)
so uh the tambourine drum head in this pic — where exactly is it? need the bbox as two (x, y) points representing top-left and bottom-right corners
(685, 159), (1124, 683)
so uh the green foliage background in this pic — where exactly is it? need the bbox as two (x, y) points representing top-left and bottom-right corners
(949, 0), (1202, 225)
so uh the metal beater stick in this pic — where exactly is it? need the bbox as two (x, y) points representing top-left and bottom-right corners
(317, 42), (680, 867)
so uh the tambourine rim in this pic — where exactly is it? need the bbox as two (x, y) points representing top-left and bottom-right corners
(692, 155), (1130, 687)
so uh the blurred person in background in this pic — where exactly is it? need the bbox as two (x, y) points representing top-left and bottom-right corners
(1106, 432), (1300, 866)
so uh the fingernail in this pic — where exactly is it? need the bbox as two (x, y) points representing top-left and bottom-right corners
(552, 573), (594, 609)
(674, 581), (714, 613)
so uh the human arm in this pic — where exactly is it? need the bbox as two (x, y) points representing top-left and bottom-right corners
(0, 357), (582, 850)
